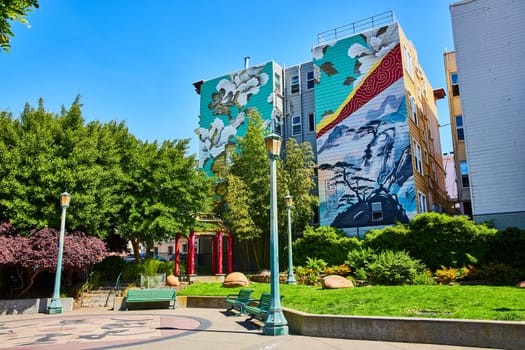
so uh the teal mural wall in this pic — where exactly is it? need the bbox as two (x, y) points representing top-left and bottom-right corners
(314, 23), (416, 233)
(197, 62), (276, 176)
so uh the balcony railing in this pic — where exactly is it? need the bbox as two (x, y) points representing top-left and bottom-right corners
(317, 11), (395, 45)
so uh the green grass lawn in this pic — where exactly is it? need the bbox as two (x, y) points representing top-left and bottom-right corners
(177, 282), (525, 321)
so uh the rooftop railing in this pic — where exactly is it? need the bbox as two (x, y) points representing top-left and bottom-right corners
(317, 11), (395, 45)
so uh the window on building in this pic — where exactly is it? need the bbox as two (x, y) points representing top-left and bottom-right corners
(460, 160), (469, 188)
(404, 45), (413, 78)
(418, 192), (428, 213)
(291, 75), (299, 94)
(413, 140), (424, 175)
(306, 71), (314, 89)
(168, 246), (173, 255)
(292, 115), (301, 135)
(274, 116), (282, 136)
(409, 94), (418, 126)
(274, 72), (281, 93)
(451, 72), (460, 96)
(455, 115), (464, 141)
(308, 112), (315, 132)
(371, 202), (383, 221)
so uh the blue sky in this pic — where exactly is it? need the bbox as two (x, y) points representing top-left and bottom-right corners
(0, 0), (455, 156)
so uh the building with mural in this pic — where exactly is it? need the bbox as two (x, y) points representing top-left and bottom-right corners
(194, 11), (449, 236)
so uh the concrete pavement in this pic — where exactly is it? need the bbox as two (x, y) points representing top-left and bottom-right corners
(0, 307), (501, 350)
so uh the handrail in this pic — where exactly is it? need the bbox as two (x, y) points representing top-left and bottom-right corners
(106, 271), (122, 310)
(79, 271), (95, 307)
(317, 11), (395, 45)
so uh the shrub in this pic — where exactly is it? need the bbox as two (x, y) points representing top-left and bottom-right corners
(486, 227), (525, 275)
(92, 255), (126, 282)
(295, 257), (327, 285)
(405, 213), (496, 270)
(293, 226), (361, 266)
(364, 224), (410, 252)
(413, 270), (437, 285)
(434, 266), (461, 284)
(345, 247), (377, 280)
(482, 262), (521, 285)
(324, 264), (351, 276)
(368, 250), (425, 285)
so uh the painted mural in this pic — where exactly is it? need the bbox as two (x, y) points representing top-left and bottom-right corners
(196, 62), (276, 176)
(314, 23), (416, 233)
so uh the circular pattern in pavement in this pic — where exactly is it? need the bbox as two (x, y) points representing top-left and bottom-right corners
(0, 313), (209, 349)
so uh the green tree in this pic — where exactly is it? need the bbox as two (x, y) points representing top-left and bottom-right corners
(222, 112), (318, 269)
(0, 98), (126, 238)
(280, 137), (318, 233)
(118, 139), (212, 260)
(0, 0), (39, 52)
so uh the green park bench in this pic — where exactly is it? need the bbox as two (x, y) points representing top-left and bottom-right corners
(225, 288), (254, 316)
(244, 292), (274, 323)
(125, 288), (176, 310)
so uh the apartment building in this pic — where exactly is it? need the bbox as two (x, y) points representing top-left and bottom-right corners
(194, 12), (448, 235)
(450, 0), (525, 229)
(443, 51), (472, 216)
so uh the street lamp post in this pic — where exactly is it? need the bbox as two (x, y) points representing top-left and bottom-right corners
(262, 133), (288, 336)
(47, 192), (71, 314)
(284, 194), (296, 284)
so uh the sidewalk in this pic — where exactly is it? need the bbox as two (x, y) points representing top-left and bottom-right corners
(0, 307), (500, 350)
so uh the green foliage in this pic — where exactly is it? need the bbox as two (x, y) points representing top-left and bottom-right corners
(368, 250), (426, 285)
(324, 264), (351, 276)
(363, 213), (497, 271)
(345, 247), (378, 278)
(92, 255), (126, 282)
(0, 0), (39, 52)
(221, 112), (318, 270)
(293, 225), (361, 266)
(434, 266), (461, 284)
(0, 98), (211, 253)
(486, 227), (525, 275)
(482, 262), (521, 286)
(295, 257), (327, 285)
(405, 213), (496, 270)
(279, 137), (318, 233)
(364, 224), (409, 252)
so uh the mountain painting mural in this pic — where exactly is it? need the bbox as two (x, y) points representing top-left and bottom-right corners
(314, 23), (415, 234)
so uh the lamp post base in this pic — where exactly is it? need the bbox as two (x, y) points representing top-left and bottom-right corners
(262, 310), (289, 336)
(286, 274), (297, 284)
(47, 298), (63, 314)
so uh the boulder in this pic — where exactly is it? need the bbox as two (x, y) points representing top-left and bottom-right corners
(250, 270), (271, 283)
(223, 272), (249, 288)
(166, 274), (180, 286)
(516, 280), (525, 288)
(321, 275), (354, 289)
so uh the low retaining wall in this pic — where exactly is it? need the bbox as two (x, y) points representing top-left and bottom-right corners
(0, 298), (74, 315)
(283, 308), (524, 350)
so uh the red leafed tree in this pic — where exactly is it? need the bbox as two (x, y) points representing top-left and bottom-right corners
(1, 224), (107, 296)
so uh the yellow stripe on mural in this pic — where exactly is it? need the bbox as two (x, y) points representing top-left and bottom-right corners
(316, 55), (386, 134)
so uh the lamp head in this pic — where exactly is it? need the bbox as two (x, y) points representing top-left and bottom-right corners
(60, 192), (71, 208)
(285, 194), (293, 208)
(265, 133), (282, 158)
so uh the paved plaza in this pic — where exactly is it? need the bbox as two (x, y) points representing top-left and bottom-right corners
(0, 307), (500, 350)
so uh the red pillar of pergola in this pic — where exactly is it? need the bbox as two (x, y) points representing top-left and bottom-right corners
(187, 229), (196, 275)
(227, 235), (233, 273)
(174, 233), (181, 275)
(217, 231), (223, 275)
(211, 236), (217, 275)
